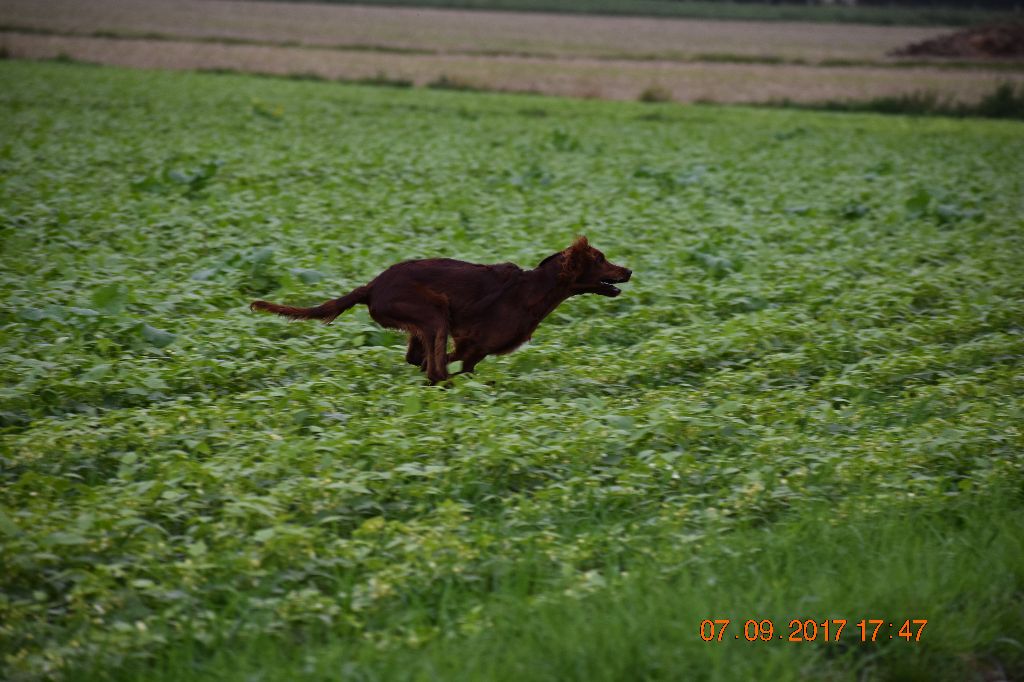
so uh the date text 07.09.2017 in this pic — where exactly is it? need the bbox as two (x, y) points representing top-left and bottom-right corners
(699, 619), (927, 643)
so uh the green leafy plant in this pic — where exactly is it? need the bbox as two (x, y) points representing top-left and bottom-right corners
(131, 158), (222, 197)
(1, 60), (1022, 682)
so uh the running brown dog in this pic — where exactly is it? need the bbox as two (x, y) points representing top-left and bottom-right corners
(251, 236), (631, 383)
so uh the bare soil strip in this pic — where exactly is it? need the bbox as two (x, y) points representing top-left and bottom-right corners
(4, 31), (1021, 104)
(0, 0), (950, 63)
(8, 24), (1024, 72)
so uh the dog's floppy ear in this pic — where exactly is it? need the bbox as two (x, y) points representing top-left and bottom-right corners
(561, 235), (590, 281)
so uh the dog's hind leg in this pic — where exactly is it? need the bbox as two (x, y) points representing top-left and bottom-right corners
(370, 300), (449, 383)
(424, 323), (450, 385)
(405, 335), (426, 368)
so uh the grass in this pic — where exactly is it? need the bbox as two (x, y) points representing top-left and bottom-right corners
(19, 51), (1024, 120)
(258, 0), (1021, 27)
(771, 82), (1024, 120)
(113, 491), (1024, 681)
(195, 67), (415, 88)
(427, 73), (485, 91)
(638, 85), (674, 103)
(1, 60), (1023, 681)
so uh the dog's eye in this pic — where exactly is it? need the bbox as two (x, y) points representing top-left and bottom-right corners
(595, 254), (605, 263)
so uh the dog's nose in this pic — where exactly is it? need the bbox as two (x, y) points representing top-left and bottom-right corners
(622, 269), (632, 281)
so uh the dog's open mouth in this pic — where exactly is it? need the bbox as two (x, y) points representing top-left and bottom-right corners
(597, 277), (629, 297)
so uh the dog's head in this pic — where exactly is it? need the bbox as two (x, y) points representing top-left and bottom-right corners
(558, 236), (632, 297)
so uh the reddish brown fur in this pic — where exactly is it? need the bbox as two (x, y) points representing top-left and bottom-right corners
(250, 236), (631, 384)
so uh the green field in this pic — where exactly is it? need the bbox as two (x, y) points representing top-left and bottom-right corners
(1, 61), (1023, 681)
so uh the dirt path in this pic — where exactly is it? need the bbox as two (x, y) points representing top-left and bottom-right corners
(0, 0), (949, 63)
(4, 31), (1020, 104)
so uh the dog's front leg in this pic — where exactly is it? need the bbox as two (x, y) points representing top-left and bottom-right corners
(450, 343), (486, 376)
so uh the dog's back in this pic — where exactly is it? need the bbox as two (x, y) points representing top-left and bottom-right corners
(368, 258), (524, 314)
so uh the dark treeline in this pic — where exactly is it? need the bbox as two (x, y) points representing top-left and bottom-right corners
(253, 0), (1021, 25)
(719, 0), (1021, 8)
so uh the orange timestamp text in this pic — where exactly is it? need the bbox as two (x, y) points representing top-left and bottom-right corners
(699, 618), (927, 643)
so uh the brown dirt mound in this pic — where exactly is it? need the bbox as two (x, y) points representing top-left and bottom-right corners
(890, 23), (1024, 59)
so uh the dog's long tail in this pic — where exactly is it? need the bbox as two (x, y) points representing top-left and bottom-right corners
(250, 285), (370, 325)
